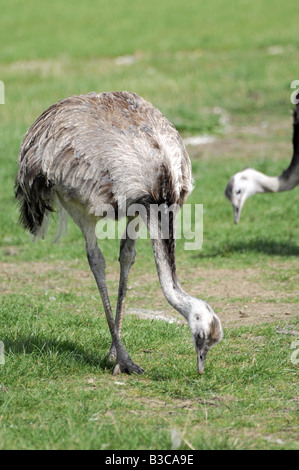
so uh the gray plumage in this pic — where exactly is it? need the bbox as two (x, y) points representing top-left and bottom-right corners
(15, 91), (222, 375)
(225, 102), (299, 223)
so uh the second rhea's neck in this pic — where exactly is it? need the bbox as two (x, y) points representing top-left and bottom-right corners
(252, 170), (280, 193)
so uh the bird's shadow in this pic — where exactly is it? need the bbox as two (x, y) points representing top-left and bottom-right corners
(2, 333), (114, 371)
(197, 238), (299, 258)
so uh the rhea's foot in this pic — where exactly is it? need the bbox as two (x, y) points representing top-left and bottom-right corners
(106, 343), (117, 363)
(113, 358), (144, 375)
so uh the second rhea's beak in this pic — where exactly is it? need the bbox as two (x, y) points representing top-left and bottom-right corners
(233, 204), (242, 224)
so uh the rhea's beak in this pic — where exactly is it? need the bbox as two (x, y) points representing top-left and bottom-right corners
(233, 203), (243, 224)
(196, 348), (207, 375)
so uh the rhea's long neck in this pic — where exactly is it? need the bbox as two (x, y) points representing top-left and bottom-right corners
(253, 168), (298, 194)
(252, 170), (280, 194)
(150, 236), (191, 320)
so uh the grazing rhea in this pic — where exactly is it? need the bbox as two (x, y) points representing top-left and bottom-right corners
(225, 102), (299, 223)
(15, 91), (222, 375)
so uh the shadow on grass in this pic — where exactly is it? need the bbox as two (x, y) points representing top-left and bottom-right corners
(197, 238), (299, 258)
(3, 333), (114, 372)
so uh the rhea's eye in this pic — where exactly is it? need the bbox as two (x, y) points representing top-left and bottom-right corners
(235, 189), (241, 195)
(195, 315), (200, 321)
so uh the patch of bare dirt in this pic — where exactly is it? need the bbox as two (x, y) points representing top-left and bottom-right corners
(0, 261), (297, 328)
(127, 302), (297, 328)
(0, 260), (93, 295)
(187, 116), (293, 163)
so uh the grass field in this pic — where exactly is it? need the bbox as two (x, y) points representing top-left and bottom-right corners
(0, 0), (298, 450)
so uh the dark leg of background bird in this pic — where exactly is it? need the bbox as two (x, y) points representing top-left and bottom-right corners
(84, 231), (143, 375)
(107, 217), (138, 361)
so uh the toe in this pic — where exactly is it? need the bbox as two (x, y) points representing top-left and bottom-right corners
(113, 360), (144, 375)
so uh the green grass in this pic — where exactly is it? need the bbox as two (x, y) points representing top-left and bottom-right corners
(1, 296), (298, 450)
(0, 0), (298, 450)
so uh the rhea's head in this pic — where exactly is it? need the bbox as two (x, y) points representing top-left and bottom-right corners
(187, 299), (223, 374)
(225, 168), (259, 223)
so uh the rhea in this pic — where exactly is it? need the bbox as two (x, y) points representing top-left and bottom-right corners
(15, 91), (222, 375)
(225, 102), (299, 223)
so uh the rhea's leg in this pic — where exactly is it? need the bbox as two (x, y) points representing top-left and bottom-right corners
(107, 216), (139, 361)
(107, 233), (137, 360)
(85, 232), (143, 375)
